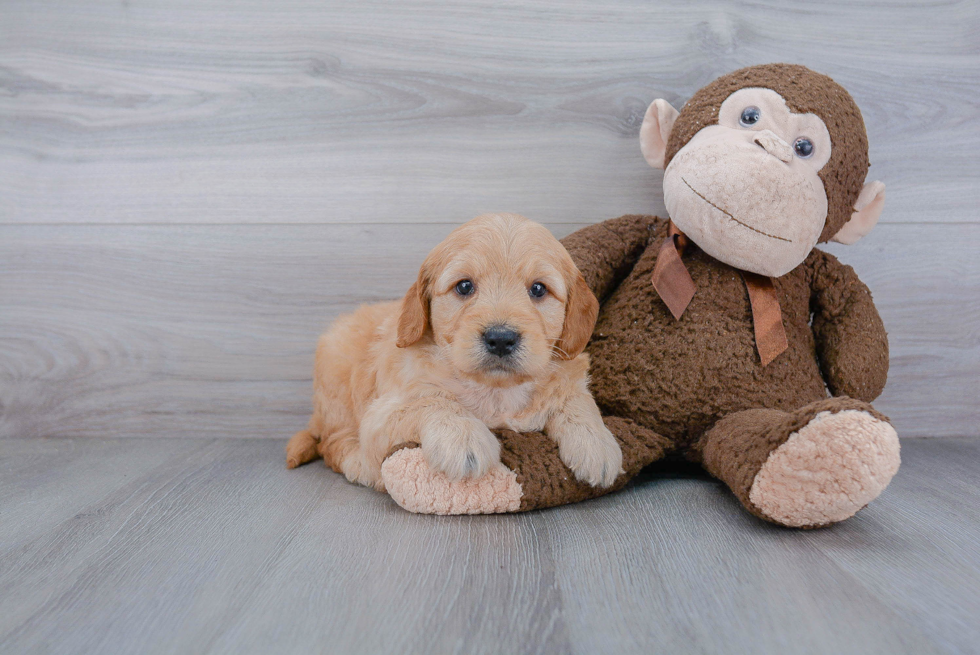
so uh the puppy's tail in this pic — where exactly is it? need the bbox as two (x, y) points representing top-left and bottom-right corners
(286, 429), (321, 469)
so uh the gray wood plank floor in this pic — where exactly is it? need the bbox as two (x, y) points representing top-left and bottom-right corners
(1, 437), (977, 654)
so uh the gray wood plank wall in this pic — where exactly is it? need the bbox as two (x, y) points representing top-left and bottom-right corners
(2, 0), (978, 440)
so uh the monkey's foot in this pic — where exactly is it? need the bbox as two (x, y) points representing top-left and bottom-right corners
(749, 409), (900, 528)
(381, 444), (522, 515)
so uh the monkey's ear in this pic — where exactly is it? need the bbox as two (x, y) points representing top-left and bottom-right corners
(832, 181), (886, 245)
(640, 99), (680, 170)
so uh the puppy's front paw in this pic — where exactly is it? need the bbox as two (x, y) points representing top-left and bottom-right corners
(555, 423), (623, 488)
(420, 415), (501, 481)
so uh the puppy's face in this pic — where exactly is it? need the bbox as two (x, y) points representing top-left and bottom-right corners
(397, 214), (598, 387)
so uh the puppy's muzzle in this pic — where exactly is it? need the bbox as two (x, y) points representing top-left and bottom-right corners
(482, 325), (521, 358)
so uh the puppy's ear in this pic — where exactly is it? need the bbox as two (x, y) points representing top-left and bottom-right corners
(396, 277), (429, 348)
(557, 271), (599, 360)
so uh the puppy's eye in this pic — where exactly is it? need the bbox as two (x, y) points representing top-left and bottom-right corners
(793, 137), (814, 158)
(455, 279), (474, 296)
(739, 106), (761, 127)
(529, 282), (547, 298)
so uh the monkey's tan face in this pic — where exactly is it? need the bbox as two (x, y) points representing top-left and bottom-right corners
(663, 88), (832, 277)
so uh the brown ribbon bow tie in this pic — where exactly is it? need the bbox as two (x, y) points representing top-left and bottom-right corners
(651, 222), (788, 366)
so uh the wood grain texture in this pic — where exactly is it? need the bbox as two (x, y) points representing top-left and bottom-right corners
(0, 1), (977, 441)
(1, 0), (978, 226)
(1, 222), (976, 440)
(0, 436), (976, 654)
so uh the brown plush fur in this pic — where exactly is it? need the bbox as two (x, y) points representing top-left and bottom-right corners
(699, 396), (890, 522)
(577, 216), (889, 450)
(381, 65), (899, 527)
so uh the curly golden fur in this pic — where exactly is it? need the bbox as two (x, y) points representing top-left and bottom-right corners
(286, 213), (622, 490)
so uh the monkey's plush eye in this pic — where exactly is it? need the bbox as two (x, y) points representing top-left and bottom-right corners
(529, 282), (547, 298)
(739, 106), (761, 127)
(455, 279), (475, 296)
(793, 137), (814, 158)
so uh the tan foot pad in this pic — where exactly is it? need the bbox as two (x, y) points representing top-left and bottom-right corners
(381, 448), (523, 515)
(750, 410), (901, 528)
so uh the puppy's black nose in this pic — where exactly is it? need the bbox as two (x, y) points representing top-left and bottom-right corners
(482, 326), (520, 357)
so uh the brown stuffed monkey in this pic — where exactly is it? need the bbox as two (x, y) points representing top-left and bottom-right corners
(380, 64), (900, 528)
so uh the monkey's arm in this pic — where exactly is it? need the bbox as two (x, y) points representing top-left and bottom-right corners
(381, 416), (672, 514)
(807, 249), (889, 402)
(560, 214), (664, 301)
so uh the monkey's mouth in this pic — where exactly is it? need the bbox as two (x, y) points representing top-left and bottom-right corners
(680, 177), (792, 243)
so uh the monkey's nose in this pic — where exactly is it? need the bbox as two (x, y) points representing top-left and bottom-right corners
(753, 129), (794, 163)
(482, 325), (520, 357)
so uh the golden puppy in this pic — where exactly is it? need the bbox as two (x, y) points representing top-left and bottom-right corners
(286, 213), (622, 491)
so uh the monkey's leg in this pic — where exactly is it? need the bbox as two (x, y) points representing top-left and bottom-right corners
(381, 416), (672, 515)
(695, 397), (900, 528)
